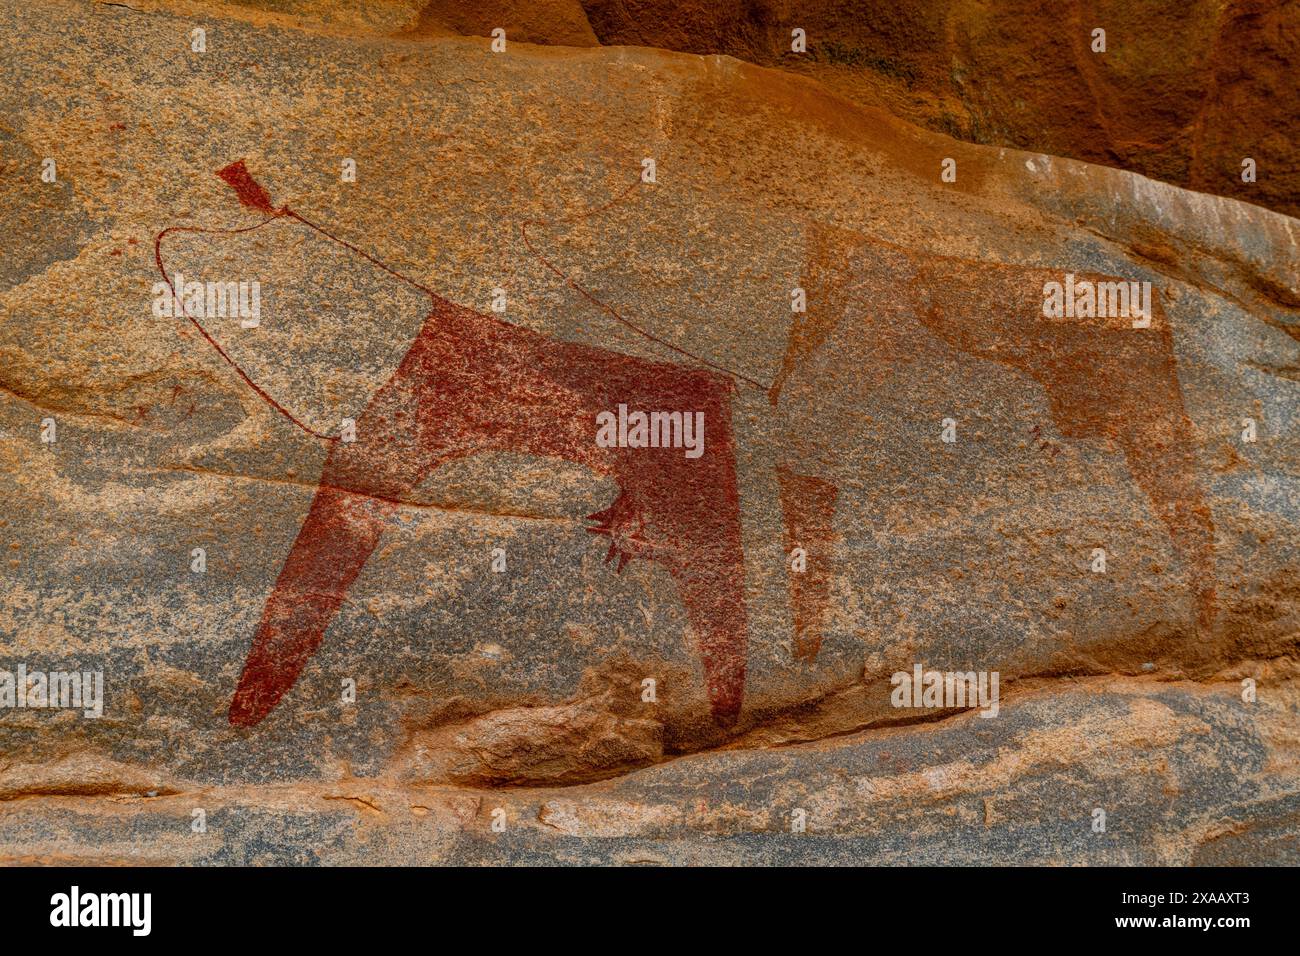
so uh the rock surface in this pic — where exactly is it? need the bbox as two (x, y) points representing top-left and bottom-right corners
(0, 0), (1297, 864)
(580, 0), (1300, 219)
(121, 0), (1300, 216)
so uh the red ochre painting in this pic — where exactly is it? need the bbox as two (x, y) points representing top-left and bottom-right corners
(156, 162), (1214, 728)
(158, 162), (748, 727)
(12, 0), (1300, 877)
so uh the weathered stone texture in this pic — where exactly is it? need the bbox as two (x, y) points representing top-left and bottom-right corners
(0, 0), (1296, 864)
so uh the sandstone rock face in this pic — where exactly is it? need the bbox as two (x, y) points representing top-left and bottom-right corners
(85, 1), (1300, 216)
(0, 0), (1296, 865)
(580, 0), (1300, 219)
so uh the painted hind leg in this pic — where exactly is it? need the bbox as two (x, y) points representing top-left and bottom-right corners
(776, 464), (840, 661)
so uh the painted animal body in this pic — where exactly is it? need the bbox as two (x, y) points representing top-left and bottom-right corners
(226, 293), (748, 727)
(157, 163), (747, 728)
(769, 224), (1215, 658)
(159, 164), (1213, 728)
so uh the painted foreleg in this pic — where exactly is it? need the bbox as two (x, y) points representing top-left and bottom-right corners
(229, 486), (394, 725)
